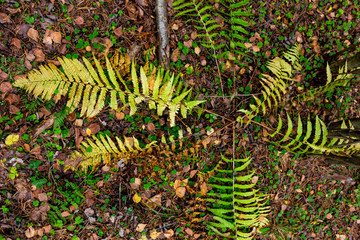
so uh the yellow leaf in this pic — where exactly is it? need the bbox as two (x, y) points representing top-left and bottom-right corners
(86, 128), (92, 135)
(5, 134), (19, 146)
(150, 230), (161, 239)
(133, 193), (142, 203)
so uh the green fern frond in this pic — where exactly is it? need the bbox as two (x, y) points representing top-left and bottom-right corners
(298, 60), (353, 102)
(204, 155), (270, 239)
(238, 44), (302, 124)
(14, 55), (204, 127)
(269, 113), (345, 154)
(68, 134), (156, 173)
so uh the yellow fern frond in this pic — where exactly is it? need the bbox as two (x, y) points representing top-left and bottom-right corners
(14, 54), (205, 127)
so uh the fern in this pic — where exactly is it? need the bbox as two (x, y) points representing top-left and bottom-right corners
(238, 44), (301, 123)
(269, 113), (347, 155)
(68, 134), (156, 173)
(298, 61), (354, 101)
(204, 155), (270, 239)
(14, 55), (204, 127)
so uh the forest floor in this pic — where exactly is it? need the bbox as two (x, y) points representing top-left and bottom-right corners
(1, 0), (360, 239)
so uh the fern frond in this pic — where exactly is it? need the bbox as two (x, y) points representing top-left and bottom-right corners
(238, 44), (302, 124)
(204, 155), (270, 239)
(68, 134), (156, 173)
(269, 113), (346, 154)
(14, 55), (204, 127)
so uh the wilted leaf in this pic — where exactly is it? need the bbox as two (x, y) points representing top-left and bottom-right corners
(5, 134), (19, 146)
(0, 13), (11, 23)
(200, 182), (208, 196)
(25, 226), (37, 238)
(27, 28), (39, 42)
(11, 38), (22, 49)
(164, 229), (174, 238)
(0, 81), (13, 97)
(34, 48), (45, 62)
(0, 69), (9, 80)
(133, 193), (142, 203)
(50, 31), (62, 44)
(172, 48), (180, 62)
(136, 223), (147, 232)
(114, 27), (123, 36)
(74, 16), (84, 25)
(150, 230), (161, 239)
(175, 187), (186, 198)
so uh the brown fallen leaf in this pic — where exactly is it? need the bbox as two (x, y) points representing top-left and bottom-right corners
(175, 186), (186, 198)
(172, 48), (180, 62)
(114, 27), (123, 36)
(147, 122), (155, 131)
(200, 182), (208, 196)
(27, 28), (39, 42)
(42, 225), (52, 234)
(0, 69), (9, 80)
(34, 48), (45, 62)
(136, 223), (147, 232)
(185, 228), (194, 236)
(25, 226), (37, 238)
(0, 13), (11, 23)
(74, 16), (84, 25)
(11, 38), (22, 49)
(30, 145), (41, 155)
(0, 81), (13, 97)
(61, 211), (71, 217)
(9, 105), (20, 114)
(5, 93), (20, 104)
(164, 229), (174, 239)
(50, 31), (62, 44)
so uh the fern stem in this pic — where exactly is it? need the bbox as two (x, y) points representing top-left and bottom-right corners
(191, 0), (224, 96)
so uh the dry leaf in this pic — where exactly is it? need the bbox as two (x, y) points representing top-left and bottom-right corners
(0, 13), (11, 23)
(244, 43), (252, 49)
(136, 223), (147, 232)
(164, 229), (174, 239)
(133, 193), (142, 203)
(5, 134), (19, 146)
(172, 48), (180, 62)
(194, 46), (201, 55)
(0, 69), (9, 80)
(0, 81), (13, 97)
(38, 193), (48, 202)
(27, 28), (39, 42)
(43, 36), (52, 45)
(5, 93), (20, 104)
(175, 186), (186, 198)
(25, 226), (37, 238)
(114, 27), (123, 36)
(147, 122), (155, 131)
(74, 16), (84, 25)
(253, 46), (260, 52)
(34, 48), (45, 62)
(61, 211), (71, 217)
(200, 182), (208, 196)
(185, 228), (194, 236)
(50, 32), (62, 44)
(150, 230), (161, 239)
(11, 38), (22, 49)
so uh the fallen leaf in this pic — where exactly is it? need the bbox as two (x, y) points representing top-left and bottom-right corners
(147, 122), (155, 131)
(34, 116), (55, 137)
(150, 230), (161, 239)
(50, 32), (62, 44)
(30, 146), (41, 155)
(194, 46), (201, 55)
(5, 134), (19, 146)
(38, 193), (48, 202)
(0, 69), (9, 80)
(0, 81), (13, 97)
(133, 193), (142, 203)
(136, 223), (147, 232)
(34, 48), (45, 62)
(5, 93), (20, 104)
(9, 105), (20, 114)
(11, 38), (22, 49)
(172, 48), (180, 62)
(253, 45), (260, 52)
(74, 16), (84, 25)
(114, 27), (123, 36)
(27, 28), (39, 42)
(185, 228), (194, 236)
(164, 229), (174, 239)
(43, 36), (52, 45)
(244, 43), (252, 49)
(175, 186), (186, 198)
(61, 211), (71, 217)
(42, 225), (52, 234)
(0, 13), (11, 23)
(200, 182), (208, 196)
(25, 226), (37, 238)
(86, 123), (100, 136)
(116, 111), (125, 120)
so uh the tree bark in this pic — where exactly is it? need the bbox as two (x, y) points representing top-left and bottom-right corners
(155, 0), (170, 70)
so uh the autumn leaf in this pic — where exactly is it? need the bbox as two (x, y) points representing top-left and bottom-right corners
(5, 134), (19, 146)
(133, 193), (142, 203)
